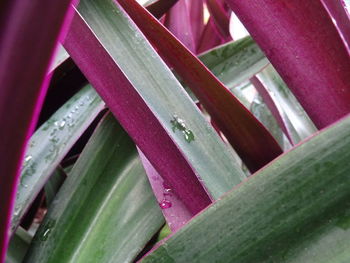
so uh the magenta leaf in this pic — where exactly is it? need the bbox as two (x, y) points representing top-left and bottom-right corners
(225, 0), (350, 129)
(206, 0), (232, 39)
(146, 0), (179, 19)
(164, 0), (196, 52)
(197, 18), (225, 53)
(250, 76), (294, 145)
(0, 0), (76, 261)
(116, 0), (283, 172)
(138, 150), (192, 232)
(321, 0), (350, 50)
(64, 9), (212, 216)
(188, 0), (205, 50)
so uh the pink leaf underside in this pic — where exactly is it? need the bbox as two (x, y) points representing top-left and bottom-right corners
(64, 10), (212, 217)
(197, 18), (226, 54)
(0, 0), (76, 262)
(146, 0), (179, 19)
(138, 149), (192, 232)
(321, 0), (350, 51)
(206, 0), (232, 39)
(116, 0), (283, 173)
(226, 0), (350, 129)
(164, 0), (196, 52)
(250, 76), (294, 145)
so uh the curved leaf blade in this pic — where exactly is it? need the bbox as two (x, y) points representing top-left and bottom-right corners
(0, 0), (75, 260)
(142, 114), (350, 262)
(225, 0), (350, 128)
(65, 0), (245, 204)
(116, 0), (283, 172)
(11, 85), (104, 233)
(24, 113), (164, 263)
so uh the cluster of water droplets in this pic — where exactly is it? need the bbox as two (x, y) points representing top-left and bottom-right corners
(159, 182), (173, 209)
(43, 94), (94, 163)
(170, 115), (195, 143)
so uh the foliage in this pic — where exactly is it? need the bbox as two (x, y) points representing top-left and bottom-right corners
(1, 0), (349, 262)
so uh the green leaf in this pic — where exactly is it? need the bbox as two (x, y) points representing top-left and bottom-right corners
(181, 37), (268, 105)
(44, 167), (66, 206)
(24, 113), (164, 263)
(117, 0), (282, 172)
(198, 37), (268, 90)
(257, 65), (317, 143)
(6, 227), (31, 263)
(65, 0), (246, 202)
(142, 114), (350, 262)
(12, 85), (104, 233)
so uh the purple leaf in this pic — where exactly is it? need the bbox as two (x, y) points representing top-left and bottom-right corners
(64, 10), (212, 216)
(0, 0), (76, 261)
(146, 0), (179, 19)
(206, 0), (232, 39)
(138, 150), (192, 232)
(197, 18), (225, 53)
(250, 76), (294, 145)
(188, 0), (205, 51)
(321, 0), (350, 50)
(164, 0), (196, 52)
(225, 0), (350, 129)
(116, 0), (283, 172)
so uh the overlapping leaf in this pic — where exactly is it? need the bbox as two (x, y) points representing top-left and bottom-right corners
(142, 114), (350, 262)
(116, 0), (283, 172)
(24, 113), (164, 263)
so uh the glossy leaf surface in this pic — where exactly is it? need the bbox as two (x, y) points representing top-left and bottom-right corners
(226, 0), (350, 128)
(65, 0), (245, 205)
(11, 85), (104, 233)
(116, 0), (283, 172)
(24, 113), (164, 263)
(0, 0), (75, 260)
(143, 114), (350, 262)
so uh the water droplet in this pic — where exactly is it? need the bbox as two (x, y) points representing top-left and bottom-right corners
(67, 114), (72, 119)
(170, 115), (195, 143)
(24, 155), (32, 163)
(59, 120), (66, 130)
(39, 219), (56, 241)
(54, 121), (59, 126)
(159, 200), (172, 209)
(79, 101), (85, 106)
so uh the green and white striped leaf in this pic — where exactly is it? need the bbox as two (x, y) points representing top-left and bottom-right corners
(257, 65), (317, 143)
(12, 85), (104, 233)
(142, 114), (350, 262)
(75, 0), (246, 199)
(24, 113), (164, 263)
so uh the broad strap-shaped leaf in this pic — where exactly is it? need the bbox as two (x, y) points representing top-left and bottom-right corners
(250, 76), (293, 144)
(146, 0), (179, 19)
(0, 0), (75, 260)
(64, 0), (245, 204)
(206, 0), (231, 39)
(6, 227), (31, 263)
(11, 85), (104, 233)
(198, 36), (269, 90)
(188, 0), (204, 50)
(138, 150), (192, 232)
(164, 0), (196, 52)
(321, 0), (350, 50)
(257, 65), (317, 143)
(24, 113), (164, 263)
(197, 18), (224, 53)
(225, 0), (350, 129)
(116, 0), (283, 173)
(142, 113), (350, 262)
